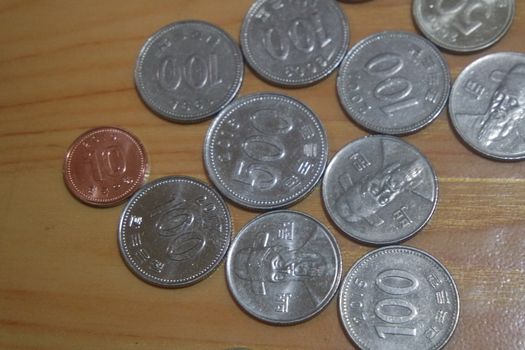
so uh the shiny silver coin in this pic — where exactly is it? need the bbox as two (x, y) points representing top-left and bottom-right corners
(135, 20), (244, 123)
(322, 135), (438, 245)
(337, 31), (450, 135)
(413, 0), (515, 53)
(339, 246), (460, 350)
(118, 176), (232, 287)
(240, 0), (349, 87)
(204, 93), (328, 210)
(449, 52), (525, 160)
(226, 210), (342, 325)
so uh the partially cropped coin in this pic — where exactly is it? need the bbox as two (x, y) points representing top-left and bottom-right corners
(226, 210), (342, 325)
(135, 20), (244, 122)
(339, 246), (460, 350)
(241, 0), (349, 87)
(63, 127), (148, 207)
(413, 0), (515, 53)
(337, 31), (450, 135)
(204, 93), (328, 210)
(118, 176), (232, 287)
(322, 135), (438, 245)
(449, 52), (525, 160)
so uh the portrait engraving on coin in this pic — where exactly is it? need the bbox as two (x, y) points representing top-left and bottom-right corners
(135, 21), (244, 122)
(204, 93), (327, 210)
(234, 223), (327, 300)
(241, 0), (349, 87)
(339, 246), (460, 350)
(323, 136), (438, 245)
(336, 158), (426, 227)
(413, 0), (515, 52)
(450, 52), (525, 160)
(226, 211), (341, 324)
(119, 176), (232, 287)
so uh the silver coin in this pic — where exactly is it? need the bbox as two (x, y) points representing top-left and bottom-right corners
(339, 246), (460, 350)
(322, 135), (438, 245)
(449, 52), (525, 161)
(241, 0), (349, 87)
(413, 0), (515, 53)
(204, 92), (328, 210)
(226, 210), (342, 324)
(118, 176), (232, 287)
(337, 31), (450, 135)
(135, 20), (244, 123)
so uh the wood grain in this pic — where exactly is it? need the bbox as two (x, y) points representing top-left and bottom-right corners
(1, 1), (524, 349)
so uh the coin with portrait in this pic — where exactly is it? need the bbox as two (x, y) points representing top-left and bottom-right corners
(449, 52), (525, 160)
(323, 135), (438, 245)
(226, 210), (341, 324)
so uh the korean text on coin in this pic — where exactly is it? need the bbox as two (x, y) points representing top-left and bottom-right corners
(339, 246), (460, 350)
(135, 20), (244, 122)
(63, 127), (149, 207)
(449, 52), (525, 160)
(118, 176), (232, 287)
(204, 93), (328, 210)
(226, 210), (342, 324)
(322, 135), (438, 245)
(241, 0), (349, 87)
(337, 31), (450, 135)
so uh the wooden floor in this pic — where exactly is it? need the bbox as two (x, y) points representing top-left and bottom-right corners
(1, 1), (524, 349)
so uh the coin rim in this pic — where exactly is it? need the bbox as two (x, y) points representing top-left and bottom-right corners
(118, 175), (232, 288)
(338, 245), (460, 350)
(240, 0), (350, 87)
(226, 209), (342, 325)
(337, 31), (450, 135)
(322, 134), (439, 245)
(449, 51), (525, 161)
(63, 126), (148, 207)
(135, 20), (244, 123)
(204, 92), (328, 210)
(412, 0), (515, 53)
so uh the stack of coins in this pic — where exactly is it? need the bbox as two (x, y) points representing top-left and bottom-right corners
(61, 0), (521, 348)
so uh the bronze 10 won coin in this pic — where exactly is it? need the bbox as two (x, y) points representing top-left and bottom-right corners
(63, 127), (149, 207)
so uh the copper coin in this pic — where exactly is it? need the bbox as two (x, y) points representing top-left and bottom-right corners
(63, 127), (149, 207)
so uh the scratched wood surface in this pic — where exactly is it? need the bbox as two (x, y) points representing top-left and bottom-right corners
(1, 1), (524, 349)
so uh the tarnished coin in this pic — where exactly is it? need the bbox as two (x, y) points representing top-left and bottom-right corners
(413, 0), (515, 53)
(449, 52), (525, 160)
(204, 93), (328, 210)
(339, 246), (460, 350)
(337, 31), (450, 135)
(118, 176), (232, 287)
(226, 210), (342, 324)
(322, 135), (438, 245)
(241, 0), (349, 87)
(63, 127), (148, 207)
(135, 20), (244, 122)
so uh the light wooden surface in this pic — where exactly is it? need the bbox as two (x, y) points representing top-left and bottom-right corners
(1, 1), (524, 349)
